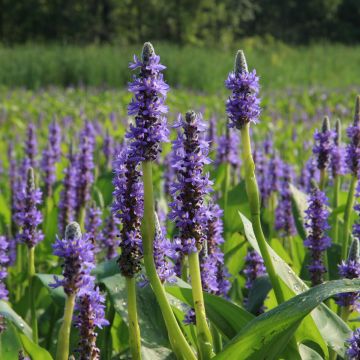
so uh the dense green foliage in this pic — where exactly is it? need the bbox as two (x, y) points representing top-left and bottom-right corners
(1, 0), (359, 45)
(0, 42), (360, 91)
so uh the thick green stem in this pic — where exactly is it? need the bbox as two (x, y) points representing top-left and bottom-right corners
(240, 125), (284, 304)
(126, 277), (142, 360)
(56, 293), (76, 360)
(332, 175), (340, 244)
(142, 161), (196, 360)
(188, 252), (214, 360)
(28, 246), (38, 343)
(342, 175), (357, 260)
(319, 169), (326, 191)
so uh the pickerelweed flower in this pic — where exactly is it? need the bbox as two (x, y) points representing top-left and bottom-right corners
(346, 328), (360, 360)
(330, 118), (346, 178)
(0, 236), (9, 300)
(85, 203), (102, 247)
(41, 145), (56, 198)
(336, 238), (360, 310)
(243, 249), (267, 314)
(207, 115), (218, 149)
(126, 42), (169, 162)
(304, 184), (331, 286)
(15, 168), (44, 248)
(275, 163), (296, 237)
(225, 50), (260, 130)
(298, 157), (320, 193)
(313, 116), (335, 171)
(215, 128), (241, 171)
(112, 150), (143, 277)
(103, 129), (114, 169)
(168, 111), (212, 258)
(345, 96), (360, 175)
(268, 153), (282, 194)
(49, 120), (62, 161)
(58, 145), (78, 237)
(253, 147), (270, 205)
(50, 222), (95, 296)
(163, 148), (177, 197)
(76, 121), (95, 216)
(74, 286), (109, 360)
(24, 122), (38, 169)
(101, 212), (120, 260)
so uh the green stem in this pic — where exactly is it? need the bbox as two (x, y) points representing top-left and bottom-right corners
(78, 206), (86, 232)
(188, 252), (214, 359)
(240, 125), (284, 304)
(341, 175), (357, 260)
(332, 175), (340, 244)
(126, 277), (142, 360)
(28, 246), (38, 343)
(15, 243), (23, 301)
(142, 161), (196, 360)
(319, 169), (326, 191)
(56, 293), (76, 360)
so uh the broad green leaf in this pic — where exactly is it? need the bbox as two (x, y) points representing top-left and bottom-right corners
(92, 258), (119, 281)
(18, 333), (53, 360)
(0, 322), (23, 360)
(214, 279), (360, 360)
(0, 300), (32, 339)
(298, 344), (323, 360)
(34, 274), (66, 308)
(246, 275), (272, 314)
(238, 211), (355, 358)
(223, 232), (247, 276)
(166, 280), (254, 339)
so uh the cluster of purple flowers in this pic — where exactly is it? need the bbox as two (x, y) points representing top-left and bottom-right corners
(253, 148), (271, 205)
(24, 123), (38, 169)
(112, 150), (143, 277)
(168, 111), (212, 258)
(330, 119), (346, 178)
(304, 185), (331, 286)
(103, 130), (114, 169)
(298, 157), (320, 193)
(215, 128), (241, 172)
(0, 236), (9, 300)
(101, 212), (120, 260)
(14, 168), (44, 248)
(126, 42), (169, 162)
(225, 50), (260, 130)
(85, 203), (103, 247)
(243, 249), (267, 314)
(347, 328), (360, 359)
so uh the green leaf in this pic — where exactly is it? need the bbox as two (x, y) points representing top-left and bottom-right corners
(101, 274), (175, 359)
(34, 274), (66, 308)
(246, 275), (272, 314)
(214, 279), (360, 360)
(290, 184), (308, 240)
(166, 280), (254, 339)
(92, 258), (119, 281)
(18, 333), (53, 360)
(298, 344), (323, 360)
(238, 211), (355, 358)
(0, 300), (32, 339)
(223, 232), (247, 276)
(0, 322), (23, 360)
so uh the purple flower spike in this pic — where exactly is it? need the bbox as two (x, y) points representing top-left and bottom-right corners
(336, 238), (360, 309)
(74, 287), (109, 360)
(112, 150), (143, 277)
(85, 203), (102, 247)
(169, 111), (212, 259)
(24, 123), (38, 169)
(50, 222), (95, 295)
(103, 130), (114, 169)
(275, 163), (296, 237)
(346, 96), (360, 175)
(127, 42), (169, 162)
(215, 128), (241, 170)
(15, 168), (44, 248)
(49, 120), (62, 161)
(253, 148), (270, 205)
(330, 118), (346, 178)
(101, 212), (120, 260)
(225, 50), (261, 130)
(313, 116), (335, 171)
(268, 153), (282, 194)
(0, 236), (9, 300)
(298, 157), (320, 193)
(347, 328), (360, 360)
(76, 121), (95, 216)
(243, 249), (267, 314)
(304, 184), (331, 286)
(58, 145), (78, 237)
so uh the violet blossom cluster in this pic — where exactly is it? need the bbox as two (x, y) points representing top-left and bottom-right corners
(101, 212), (120, 260)
(298, 157), (320, 193)
(85, 203), (102, 247)
(50, 222), (94, 295)
(103, 130), (114, 169)
(253, 148), (270, 205)
(58, 146), (78, 237)
(225, 50), (260, 130)
(126, 42), (169, 162)
(14, 168), (44, 248)
(112, 150), (143, 277)
(347, 328), (360, 360)
(215, 128), (241, 172)
(345, 96), (360, 176)
(304, 185), (331, 286)
(24, 122), (38, 169)
(330, 118), (346, 178)
(275, 163), (296, 237)
(168, 111), (212, 260)
(0, 236), (9, 300)
(312, 116), (335, 171)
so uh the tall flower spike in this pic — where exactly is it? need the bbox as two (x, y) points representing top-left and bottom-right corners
(346, 328), (360, 360)
(336, 237), (360, 309)
(50, 222), (95, 295)
(169, 111), (212, 255)
(101, 212), (120, 260)
(225, 50), (260, 130)
(0, 236), (9, 300)
(313, 116), (334, 171)
(58, 145), (78, 237)
(215, 128), (241, 172)
(330, 118), (346, 178)
(74, 287), (109, 360)
(24, 123), (38, 169)
(127, 42), (169, 162)
(112, 150), (143, 277)
(49, 119), (62, 161)
(85, 202), (102, 247)
(346, 96), (360, 175)
(15, 168), (44, 248)
(103, 130), (114, 169)
(304, 183), (331, 286)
